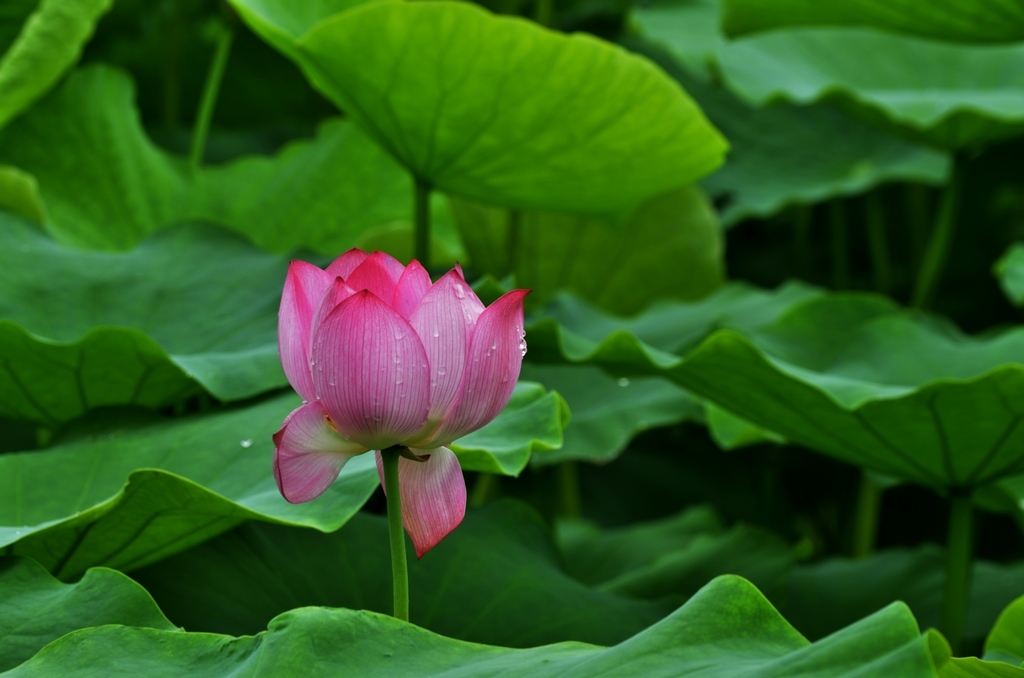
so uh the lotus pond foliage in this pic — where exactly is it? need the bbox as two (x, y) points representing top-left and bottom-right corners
(3, 0), (1024, 675)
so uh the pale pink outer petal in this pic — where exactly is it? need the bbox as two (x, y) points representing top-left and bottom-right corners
(375, 447), (466, 557)
(425, 289), (529, 445)
(408, 271), (478, 427)
(279, 261), (332, 401)
(310, 278), (356, 343)
(311, 290), (431, 450)
(326, 248), (369, 279)
(344, 251), (406, 305)
(392, 260), (432, 320)
(273, 402), (368, 503)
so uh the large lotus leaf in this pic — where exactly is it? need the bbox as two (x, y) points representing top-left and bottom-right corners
(3, 577), (940, 677)
(226, 0), (378, 60)
(0, 557), (176, 672)
(721, 0), (1024, 43)
(0, 384), (564, 579)
(0, 0), (112, 130)
(450, 185), (724, 314)
(520, 364), (702, 465)
(715, 27), (1024, 150)
(782, 546), (1024, 647)
(624, 33), (950, 225)
(987, 594), (1024, 666)
(995, 242), (1024, 307)
(0, 165), (44, 223)
(133, 500), (673, 646)
(628, 0), (724, 78)
(0, 65), (412, 252)
(0, 217), (287, 425)
(556, 505), (794, 601)
(528, 290), (1024, 490)
(289, 1), (727, 214)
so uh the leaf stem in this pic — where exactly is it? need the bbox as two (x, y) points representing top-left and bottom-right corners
(414, 178), (432, 269)
(381, 447), (410, 622)
(911, 161), (962, 309)
(469, 472), (498, 508)
(941, 491), (974, 654)
(865, 192), (892, 295)
(189, 23), (234, 172)
(507, 210), (522, 277)
(852, 471), (881, 558)
(793, 204), (812, 280)
(906, 184), (931, 271)
(829, 200), (849, 290)
(558, 461), (582, 519)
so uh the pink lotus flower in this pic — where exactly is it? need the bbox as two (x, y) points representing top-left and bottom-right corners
(273, 249), (528, 556)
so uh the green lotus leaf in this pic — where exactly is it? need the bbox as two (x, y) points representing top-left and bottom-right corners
(986, 594), (1024, 666)
(629, 0), (724, 78)
(225, 0), (378, 60)
(0, 165), (44, 223)
(0, 384), (564, 579)
(3, 576), (939, 677)
(450, 185), (724, 314)
(721, 0), (1024, 43)
(290, 1), (726, 214)
(783, 546), (1024, 648)
(995, 242), (1024, 307)
(0, 65), (412, 253)
(556, 505), (793, 601)
(0, 557), (176, 672)
(623, 32), (950, 225)
(528, 290), (1024, 490)
(714, 27), (1024, 149)
(0, 0), (112, 130)
(133, 500), (672, 646)
(0, 217), (287, 425)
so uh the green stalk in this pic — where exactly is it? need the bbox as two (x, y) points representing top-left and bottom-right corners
(534, 0), (553, 27)
(414, 178), (432, 269)
(507, 209), (522, 277)
(911, 161), (962, 309)
(865, 192), (892, 295)
(189, 24), (234, 172)
(906, 184), (931, 271)
(852, 471), (881, 558)
(381, 447), (410, 622)
(941, 492), (974, 654)
(830, 200), (849, 290)
(558, 462), (582, 519)
(469, 472), (497, 508)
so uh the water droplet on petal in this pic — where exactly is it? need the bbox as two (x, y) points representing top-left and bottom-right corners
(437, 366), (447, 376)
(240, 439), (253, 448)
(519, 338), (528, 357)
(618, 377), (630, 387)
(432, 328), (440, 338)
(453, 284), (466, 299)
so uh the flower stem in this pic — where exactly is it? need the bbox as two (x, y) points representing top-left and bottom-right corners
(911, 160), (962, 309)
(793, 204), (812, 280)
(865, 192), (892, 295)
(941, 491), (974, 654)
(381, 447), (410, 622)
(414, 178), (431, 269)
(558, 461), (582, 519)
(189, 22), (234, 172)
(829, 200), (849, 290)
(469, 472), (497, 508)
(852, 471), (881, 558)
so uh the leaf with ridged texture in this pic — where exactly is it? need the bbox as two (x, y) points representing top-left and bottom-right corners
(0, 165), (45, 223)
(528, 290), (1024, 491)
(0, 383), (565, 578)
(556, 506), (793, 602)
(289, 1), (726, 214)
(0, 0), (112, 130)
(721, 0), (1024, 43)
(0, 65), (412, 252)
(0, 217), (287, 425)
(783, 546), (1024, 648)
(3, 576), (940, 677)
(995, 242), (1024, 307)
(623, 34), (950, 225)
(715, 27), (1024, 150)
(986, 594), (1024, 666)
(0, 557), (176, 672)
(450, 185), (725, 314)
(225, 0), (379, 60)
(133, 501), (672, 646)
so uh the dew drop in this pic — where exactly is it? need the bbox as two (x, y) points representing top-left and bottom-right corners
(453, 284), (466, 299)
(437, 366), (447, 376)
(394, 328), (404, 340)
(240, 439), (253, 448)
(491, 341), (497, 350)
(519, 339), (528, 357)
(432, 328), (440, 338)
(329, 378), (336, 386)
(618, 377), (630, 387)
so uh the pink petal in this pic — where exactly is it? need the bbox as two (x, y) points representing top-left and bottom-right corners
(392, 260), (432, 320)
(279, 261), (332, 401)
(453, 262), (466, 280)
(310, 277), (356, 341)
(375, 446), (466, 557)
(408, 271), (477, 426)
(273, 402), (368, 503)
(326, 248), (369, 279)
(427, 289), (529, 444)
(344, 251), (406, 305)
(311, 290), (431, 450)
